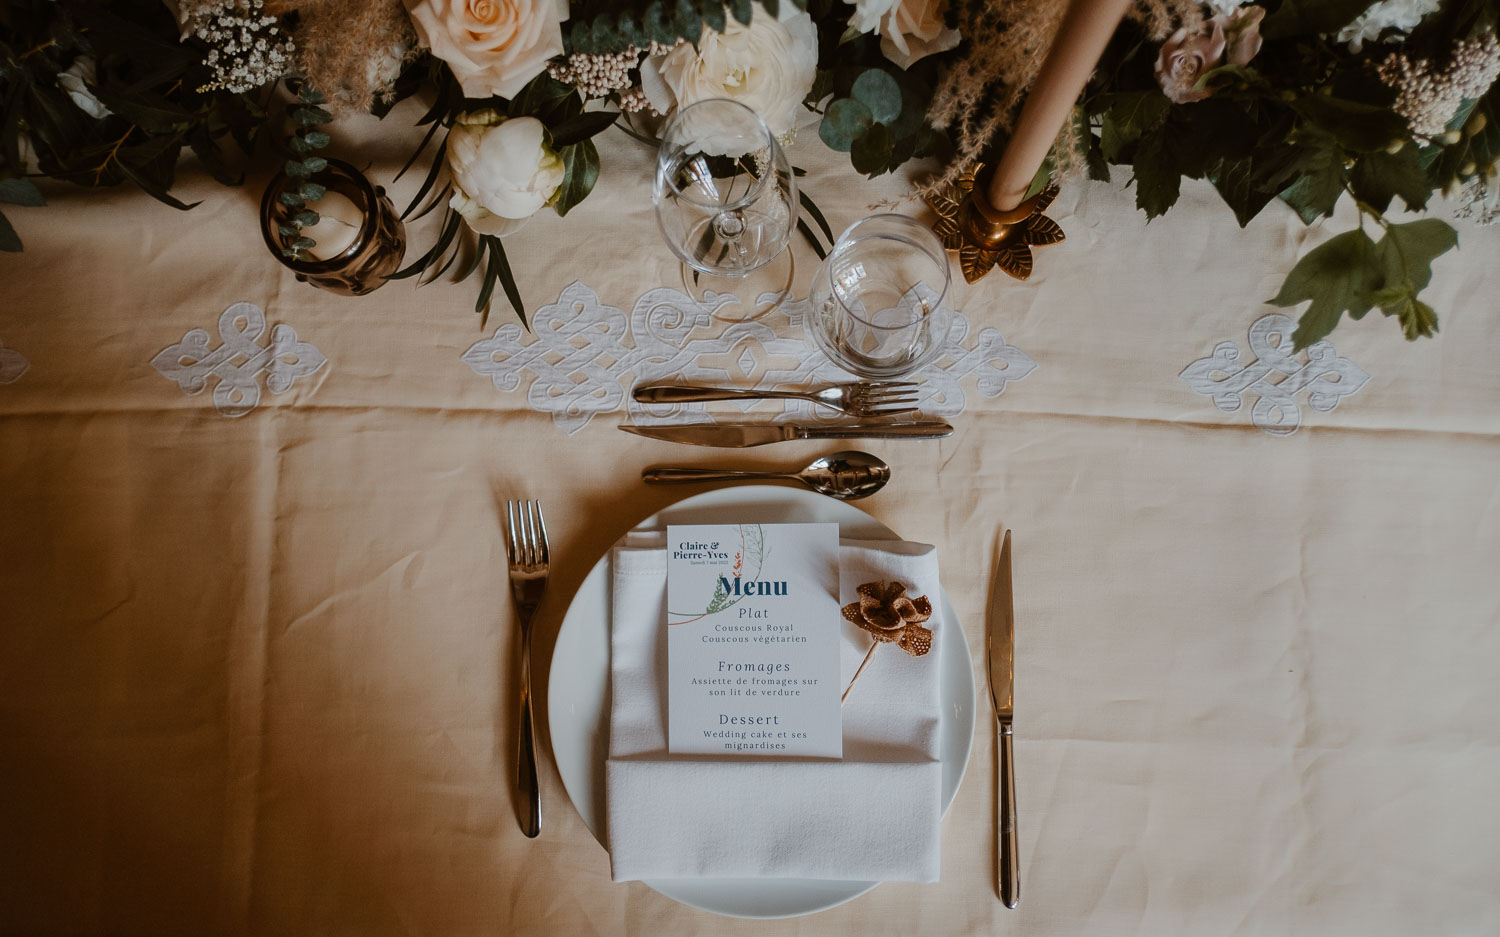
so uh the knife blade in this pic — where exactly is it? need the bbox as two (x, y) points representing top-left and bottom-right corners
(988, 529), (1019, 909)
(619, 420), (953, 447)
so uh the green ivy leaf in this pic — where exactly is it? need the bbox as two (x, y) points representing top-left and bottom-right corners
(1376, 218), (1458, 297)
(1211, 157), (1277, 228)
(0, 178), (45, 207)
(851, 69), (902, 125)
(1267, 228), (1383, 349)
(820, 98), (873, 152)
(1293, 95), (1409, 153)
(1349, 145), (1431, 214)
(1132, 129), (1180, 219)
(1279, 159), (1346, 224)
(1098, 91), (1170, 162)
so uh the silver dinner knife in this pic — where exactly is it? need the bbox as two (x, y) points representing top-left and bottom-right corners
(989, 529), (1019, 908)
(618, 420), (952, 447)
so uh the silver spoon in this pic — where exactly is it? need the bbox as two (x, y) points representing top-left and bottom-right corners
(642, 450), (891, 500)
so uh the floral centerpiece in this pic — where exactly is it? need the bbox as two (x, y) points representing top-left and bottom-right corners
(1, 0), (1497, 347)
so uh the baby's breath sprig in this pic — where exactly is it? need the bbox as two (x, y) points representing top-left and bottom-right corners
(190, 0), (294, 94)
(277, 84), (334, 260)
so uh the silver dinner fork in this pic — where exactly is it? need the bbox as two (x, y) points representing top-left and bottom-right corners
(504, 500), (549, 839)
(633, 381), (920, 418)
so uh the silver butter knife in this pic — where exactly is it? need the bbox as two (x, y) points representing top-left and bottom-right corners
(619, 421), (952, 447)
(989, 529), (1019, 908)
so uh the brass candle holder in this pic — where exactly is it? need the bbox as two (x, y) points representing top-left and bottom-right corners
(928, 164), (1065, 283)
(260, 159), (406, 296)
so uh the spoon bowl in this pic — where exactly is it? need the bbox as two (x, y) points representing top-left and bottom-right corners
(642, 450), (891, 500)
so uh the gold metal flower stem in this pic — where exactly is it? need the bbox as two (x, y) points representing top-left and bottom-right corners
(841, 640), (881, 704)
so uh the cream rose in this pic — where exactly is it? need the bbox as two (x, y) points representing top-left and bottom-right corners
(640, 4), (818, 140)
(405, 0), (568, 100)
(446, 111), (565, 236)
(846, 0), (961, 70)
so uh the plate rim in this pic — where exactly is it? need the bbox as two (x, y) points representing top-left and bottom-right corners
(546, 485), (976, 919)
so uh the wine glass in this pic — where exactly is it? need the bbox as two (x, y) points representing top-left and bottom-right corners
(806, 214), (954, 378)
(653, 98), (798, 322)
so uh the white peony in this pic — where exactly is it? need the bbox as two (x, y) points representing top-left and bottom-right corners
(640, 3), (818, 140)
(445, 111), (565, 237)
(57, 57), (111, 120)
(845, 0), (961, 70)
(1336, 0), (1441, 52)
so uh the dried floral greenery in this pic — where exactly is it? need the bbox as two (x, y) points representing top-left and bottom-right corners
(5, 0), (1500, 344)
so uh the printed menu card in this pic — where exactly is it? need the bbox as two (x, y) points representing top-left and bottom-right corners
(665, 523), (843, 757)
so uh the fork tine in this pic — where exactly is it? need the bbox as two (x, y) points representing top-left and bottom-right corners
(505, 501), (518, 564)
(861, 394), (922, 406)
(864, 405), (920, 417)
(524, 501), (537, 566)
(534, 501), (550, 565)
(856, 380), (918, 390)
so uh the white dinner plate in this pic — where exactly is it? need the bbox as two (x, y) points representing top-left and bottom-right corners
(547, 485), (976, 919)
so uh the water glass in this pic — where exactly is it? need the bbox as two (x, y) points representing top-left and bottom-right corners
(806, 214), (953, 378)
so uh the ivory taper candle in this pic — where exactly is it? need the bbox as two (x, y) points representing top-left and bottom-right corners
(985, 0), (1133, 212)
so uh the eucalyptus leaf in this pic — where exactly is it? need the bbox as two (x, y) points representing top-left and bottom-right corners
(294, 106), (334, 126)
(302, 156), (328, 174)
(699, 0), (726, 33)
(278, 191), (304, 207)
(302, 131), (332, 149)
(820, 98), (873, 152)
(851, 69), (902, 125)
(299, 182), (327, 201)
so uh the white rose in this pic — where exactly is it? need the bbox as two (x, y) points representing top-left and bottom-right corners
(446, 111), (565, 236)
(405, 0), (568, 99)
(640, 4), (817, 140)
(57, 57), (111, 120)
(845, 0), (960, 70)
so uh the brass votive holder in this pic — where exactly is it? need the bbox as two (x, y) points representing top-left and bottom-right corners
(260, 158), (406, 296)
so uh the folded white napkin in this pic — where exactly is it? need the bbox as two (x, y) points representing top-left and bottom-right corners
(605, 532), (944, 883)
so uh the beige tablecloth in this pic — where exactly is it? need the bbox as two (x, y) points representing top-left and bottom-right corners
(2, 100), (1498, 937)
